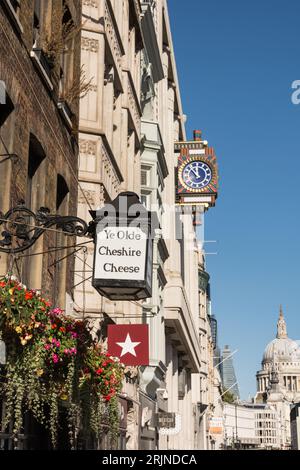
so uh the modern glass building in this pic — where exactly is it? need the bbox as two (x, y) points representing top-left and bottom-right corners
(210, 314), (221, 372)
(221, 345), (240, 399)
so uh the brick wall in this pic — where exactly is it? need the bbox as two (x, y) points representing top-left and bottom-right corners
(0, 0), (82, 305)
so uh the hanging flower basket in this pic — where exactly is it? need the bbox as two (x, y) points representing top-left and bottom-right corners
(0, 276), (125, 449)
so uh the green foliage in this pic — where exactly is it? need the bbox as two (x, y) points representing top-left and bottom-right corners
(0, 276), (125, 449)
(222, 390), (236, 404)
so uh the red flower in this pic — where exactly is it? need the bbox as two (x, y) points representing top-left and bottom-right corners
(0, 281), (6, 287)
(51, 324), (57, 329)
(25, 291), (33, 300)
(96, 368), (103, 375)
(59, 327), (66, 333)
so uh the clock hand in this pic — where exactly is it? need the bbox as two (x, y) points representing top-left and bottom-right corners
(190, 167), (200, 178)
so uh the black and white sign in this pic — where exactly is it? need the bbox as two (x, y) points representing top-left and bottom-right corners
(91, 191), (156, 301)
(157, 412), (176, 429)
(94, 226), (147, 281)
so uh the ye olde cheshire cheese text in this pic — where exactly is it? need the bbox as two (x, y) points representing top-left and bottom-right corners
(98, 228), (144, 274)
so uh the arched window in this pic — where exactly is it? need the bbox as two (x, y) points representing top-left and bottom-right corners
(0, 89), (14, 213)
(26, 133), (46, 211)
(23, 134), (47, 289)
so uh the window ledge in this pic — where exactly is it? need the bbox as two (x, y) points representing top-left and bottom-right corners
(30, 49), (54, 91)
(2, 0), (23, 34)
(57, 100), (73, 130)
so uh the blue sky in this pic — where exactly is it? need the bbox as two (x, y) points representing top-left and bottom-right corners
(169, 0), (300, 399)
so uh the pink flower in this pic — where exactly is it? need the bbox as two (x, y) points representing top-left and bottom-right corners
(64, 348), (69, 355)
(71, 332), (78, 339)
(44, 344), (51, 350)
(51, 308), (63, 315)
(52, 354), (59, 364)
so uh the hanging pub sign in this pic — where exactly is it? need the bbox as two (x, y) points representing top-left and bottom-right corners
(91, 192), (158, 301)
(175, 130), (218, 209)
(107, 324), (149, 366)
(156, 412), (176, 429)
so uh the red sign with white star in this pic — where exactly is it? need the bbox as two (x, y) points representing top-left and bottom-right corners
(107, 324), (149, 366)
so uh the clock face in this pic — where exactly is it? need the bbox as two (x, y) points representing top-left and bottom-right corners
(181, 161), (212, 190)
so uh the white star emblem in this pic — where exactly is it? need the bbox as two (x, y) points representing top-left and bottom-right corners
(116, 333), (141, 357)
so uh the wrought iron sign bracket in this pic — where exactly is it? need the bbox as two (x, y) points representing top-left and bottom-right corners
(0, 202), (94, 254)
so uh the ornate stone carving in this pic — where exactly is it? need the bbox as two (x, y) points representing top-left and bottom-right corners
(79, 139), (97, 155)
(83, 0), (98, 6)
(127, 77), (141, 136)
(101, 141), (121, 194)
(78, 189), (96, 206)
(81, 37), (99, 53)
(104, 1), (123, 79)
(89, 84), (98, 92)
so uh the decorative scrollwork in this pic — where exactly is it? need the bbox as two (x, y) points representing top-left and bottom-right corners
(0, 203), (91, 254)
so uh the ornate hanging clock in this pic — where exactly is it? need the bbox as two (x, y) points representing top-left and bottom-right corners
(179, 158), (213, 192)
(175, 131), (218, 207)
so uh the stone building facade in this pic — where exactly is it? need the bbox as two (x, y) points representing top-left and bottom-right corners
(75, 0), (218, 450)
(0, 0), (81, 310)
(75, 0), (145, 450)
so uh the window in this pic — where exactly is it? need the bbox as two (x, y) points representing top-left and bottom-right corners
(0, 91), (14, 212)
(141, 167), (150, 187)
(59, 3), (75, 102)
(52, 174), (69, 307)
(27, 135), (46, 212)
(141, 192), (151, 210)
(23, 134), (47, 289)
(56, 174), (69, 210)
(178, 366), (186, 399)
(33, 0), (42, 46)
(141, 165), (154, 210)
(0, 88), (14, 127)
